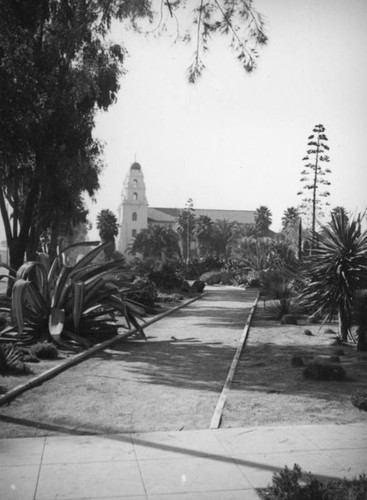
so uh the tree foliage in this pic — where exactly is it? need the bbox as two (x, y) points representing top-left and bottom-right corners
(0, 0), (268, 272)
(97, 209), (119, 243)
(254, 205), (272, 237)
(0, 0), (129, 271)
(129, 225), (181, 261)
(137, 0), (267, 83)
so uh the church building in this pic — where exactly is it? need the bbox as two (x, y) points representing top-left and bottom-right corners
(117, 162), (256, 255)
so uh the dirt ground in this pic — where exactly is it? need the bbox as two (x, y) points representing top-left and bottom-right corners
(0, 288), (366, 438)
(222, 307), (367, 427)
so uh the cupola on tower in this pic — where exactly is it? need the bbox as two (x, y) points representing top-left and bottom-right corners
(117, 162), (148, 254)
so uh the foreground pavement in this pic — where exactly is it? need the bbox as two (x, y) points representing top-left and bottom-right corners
(1, 423), (366, 499)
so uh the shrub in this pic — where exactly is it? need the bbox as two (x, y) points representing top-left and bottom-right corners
(0, 344), (31, 375)
(127, 277), (158, 308)
(280, 314), (298, 325)
(351, 390), (367, 411)
(30, 342), (58, 360)
(200, 270), (222, 285)
(148, 263), (183, 290)
(291, 355), (304, 367)
(328, 355), (340, 363)
(334, 348), (344, 356)
(258, 464), (367, 500)
(266, 301), (294, 321)
(303, 361), (347, 381)
(248, 277), (261, 287)
(191, 280), (205, 293)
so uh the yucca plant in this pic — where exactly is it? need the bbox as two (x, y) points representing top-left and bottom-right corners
(298, 212), (367, 342)
(0, 242), (145, 348)
(0, 343), (23, 374)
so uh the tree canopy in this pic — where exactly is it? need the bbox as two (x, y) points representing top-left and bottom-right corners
(0, 0), (267, 271)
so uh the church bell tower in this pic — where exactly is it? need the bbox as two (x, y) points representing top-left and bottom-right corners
(117, 162), (148, 254)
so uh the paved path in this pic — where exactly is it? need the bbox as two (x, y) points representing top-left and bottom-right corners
(0, 286), (258, 436)
(1, 286), (366, 499)
(1, 423), (367, 499)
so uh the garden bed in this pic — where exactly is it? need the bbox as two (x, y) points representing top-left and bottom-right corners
(222, 305), (367, 427)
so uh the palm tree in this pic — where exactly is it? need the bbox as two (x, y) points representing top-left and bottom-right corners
(129, 225), (181, 261)
(281, 207), (300, 231)
(254, 206), (272, 237)
(299, 212), (367, 341)
(281, 207), (301, 256)
(212, 219), (241, 258)
(96, 209), (119, 260)
(194, 215), (214, 257)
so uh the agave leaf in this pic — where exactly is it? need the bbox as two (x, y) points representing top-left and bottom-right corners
(62, 329), (92, 348)
(0, 274), (15, 283)
(70, 259), (125, 283)
(47, 254), (62, 285)
(59, 240), (100, 255)
(69, 242), (111, 274)
(37, 252), (50, 273)
(16, 261), (49, 301)
(52, 265), (72, 308)
(83, 277), (105, 304)
(11, 279), (29, 336)
(0, 262), (16, 274)
(72, 281), (85, 332)
(48, 308), (65, 339)
(26, 282), (50, 317)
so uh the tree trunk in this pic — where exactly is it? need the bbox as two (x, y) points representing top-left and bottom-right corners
(357, 326), (367, 351)
(338, 307), (349, 342)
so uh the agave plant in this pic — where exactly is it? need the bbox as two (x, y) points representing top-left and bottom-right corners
(298, 212), (367, 341)
(0, 242), (145, 348)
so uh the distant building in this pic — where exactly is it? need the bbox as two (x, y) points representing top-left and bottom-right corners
(117, 162), (256, 255)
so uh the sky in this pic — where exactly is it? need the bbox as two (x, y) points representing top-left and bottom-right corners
(88, 0), (367, 237)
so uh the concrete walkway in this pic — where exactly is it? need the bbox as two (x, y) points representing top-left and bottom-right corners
(1, 423), (367, 499)
(1, 286), (366, 499)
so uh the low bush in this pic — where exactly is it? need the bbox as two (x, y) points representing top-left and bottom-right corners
(280, 314), (298, 325)
(191, 280), (205, 293)
(30, 342), (58, 360)
(351, 390), (367, 411)
(248, 277), (261, 287)
(127, 277), (158, 308)
(266, 301), (294, 321)
(0, 344), (31, 375)
(328, 355), (340, 363)
(291, 355), (304, 367)
(303, 361), (347, 381)
(258, 464), (367, 500)
(148, 263), (183, 290)
(200, 269), (244, 286)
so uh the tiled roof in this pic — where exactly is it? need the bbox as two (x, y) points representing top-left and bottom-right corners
(149, 207), (255, 225)
(148, 207), (178, 223)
